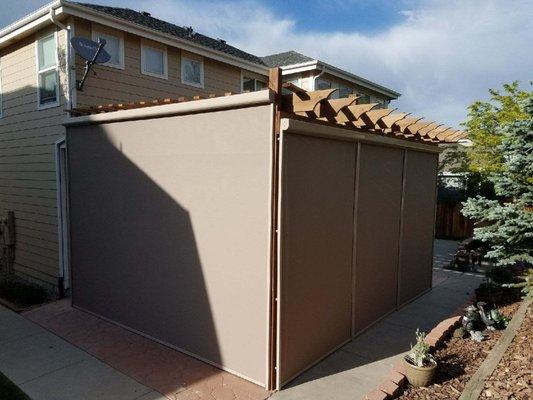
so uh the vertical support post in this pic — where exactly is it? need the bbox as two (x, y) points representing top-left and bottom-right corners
(268, 67), (282, 390)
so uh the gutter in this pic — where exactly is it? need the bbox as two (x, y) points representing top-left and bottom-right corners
(49, 7), (74, 110)
(281, 60), (401, 100)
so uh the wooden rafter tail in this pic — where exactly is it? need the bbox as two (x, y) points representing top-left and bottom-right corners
(336, 103), (379, 123)
(418, 122), (442, 138)
(392, 116), (424, 134)
(192, 95), (203, 100)
(441, 129), (461, 142)
(445, 130), (464, 142)
(208, 93), (216, 98)
(281, 88), (337, 114)
(315, 97), (358, 121)
(360, 108), (396, 126)
(455, 131), (468, 141)
(428, 126), (450, 140)
(406, 120), (434, 137)
(435, 127), (454, 141)
(377, 112), (410, 129)
(224, 92), (232, 96)
(282, 82), (309, 98)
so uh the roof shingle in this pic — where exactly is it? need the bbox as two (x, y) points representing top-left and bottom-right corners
(74, 2), (267, 66)
(260, 51), (315, 67)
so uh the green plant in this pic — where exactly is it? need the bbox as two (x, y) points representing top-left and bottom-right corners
(503, 268), (533, 299)
(0, 274), (50, 308)
(488, 308), (509, 329)
(407, 329), (433, 367)
(486, 266), (515, 284)
(462, 96), (533, 266)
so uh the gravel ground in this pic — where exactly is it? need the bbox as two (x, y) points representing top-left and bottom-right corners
(480, 305), (532, 400)
(396, 301), (521, 400)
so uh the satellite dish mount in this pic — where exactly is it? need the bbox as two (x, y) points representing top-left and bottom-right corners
(70, 36), (111, 91)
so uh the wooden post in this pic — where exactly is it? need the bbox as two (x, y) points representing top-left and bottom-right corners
(268, 67), (282, 390)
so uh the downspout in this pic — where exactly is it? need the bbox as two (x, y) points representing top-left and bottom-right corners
(49, 7), (74, 110)
(311, 65), (326, 91)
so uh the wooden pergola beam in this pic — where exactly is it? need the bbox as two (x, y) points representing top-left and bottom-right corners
(361, 108), (396, 126)
(282, 82), (309, 98)
(336, 103), (379, 123)
(378, 112), (410, 129)
(281, 88), (338, 113)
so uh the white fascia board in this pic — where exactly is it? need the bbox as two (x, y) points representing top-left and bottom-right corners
(60, 3), (269, 75)
(280, 60), (401, 100)
(0, 2), (63, 48)
(320, 61), (401, 99)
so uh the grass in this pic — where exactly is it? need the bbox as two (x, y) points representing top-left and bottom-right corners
(0, 273), (50, 308)
(0, 372), (31, 400)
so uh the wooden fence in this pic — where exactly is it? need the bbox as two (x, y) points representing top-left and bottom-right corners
(435, 203), (473, 240)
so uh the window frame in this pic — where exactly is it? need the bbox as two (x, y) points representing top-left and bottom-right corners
(241, 72), (268, 93)
(140, 42), (168, 79)
(181, 56), (204, 88)
(35, 31), (60, 110)
(92, 29), (125, 70)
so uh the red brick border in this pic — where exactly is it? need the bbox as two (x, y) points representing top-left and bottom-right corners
(363, 295), (474, 399)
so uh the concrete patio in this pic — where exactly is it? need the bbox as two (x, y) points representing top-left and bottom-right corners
(0, 240), (483, 400)
(271, 240), (484, 400)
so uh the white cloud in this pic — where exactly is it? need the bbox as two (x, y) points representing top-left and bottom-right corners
(100, 0), (533, 126)
(132, 0), (532, 127)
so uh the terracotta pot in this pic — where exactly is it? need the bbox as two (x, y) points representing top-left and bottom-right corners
(403, 356), (437, 387)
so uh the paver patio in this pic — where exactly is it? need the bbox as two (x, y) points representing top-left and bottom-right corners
(3, 239), (482, 400)
(23, 301), (270, 400)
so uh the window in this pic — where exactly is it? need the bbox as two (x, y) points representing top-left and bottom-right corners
(92, 30), (124, 69)
(338, 85), (353, 98)
(358, 94), (371, 104)
(315, 78), (331, 90)
(242, 75), (267, 92)
(36, 33), (59, 108)
(141, 44), (167, 79)
(181, 56), (203, 87)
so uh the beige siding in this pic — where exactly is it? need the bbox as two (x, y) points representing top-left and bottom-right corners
(74, 19), (243, 107)
(0, 25), (69, 287)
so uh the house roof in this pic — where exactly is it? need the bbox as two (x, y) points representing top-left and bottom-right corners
(73, 2), (268, 67)
(261, 51), (315, 67)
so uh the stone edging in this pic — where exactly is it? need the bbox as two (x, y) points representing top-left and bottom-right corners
(363, 296), (475, 400)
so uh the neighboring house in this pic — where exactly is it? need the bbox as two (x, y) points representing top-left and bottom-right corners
(261, 50), (400, 105)
(0, 1), (400, 293)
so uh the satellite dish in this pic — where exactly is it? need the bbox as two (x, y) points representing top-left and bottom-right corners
(71, 37), (111, 91)
(71, 36), (111, 64)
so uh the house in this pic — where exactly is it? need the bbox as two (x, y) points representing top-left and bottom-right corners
(0, 1), (400, 294)
(63, 76), (464, 389)
(261, 50), (400, 105)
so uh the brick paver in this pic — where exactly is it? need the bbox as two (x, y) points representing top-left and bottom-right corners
(24, 300), (270, 400)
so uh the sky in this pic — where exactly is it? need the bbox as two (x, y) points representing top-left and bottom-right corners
(2, 0), (532, 127)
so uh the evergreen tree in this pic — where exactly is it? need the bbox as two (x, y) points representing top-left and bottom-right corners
(462, 97), (533, 266)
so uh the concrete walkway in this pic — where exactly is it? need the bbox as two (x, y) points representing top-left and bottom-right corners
(0, 305), (164, 400)
(271, 240), (484, 400)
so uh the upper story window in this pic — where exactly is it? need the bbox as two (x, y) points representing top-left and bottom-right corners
(242, 75), (267, 92)
(92, 30), (124, 69)
(141, 44), (167, 79)
(181, 56), (204, 88)
(315, 78), (331, 90)
(338, 85), (353, 98)
(36, 33), (59, 108)
(358, 94), (371, 104)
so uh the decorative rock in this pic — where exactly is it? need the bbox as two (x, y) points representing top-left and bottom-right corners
(453, 326), (467, 338)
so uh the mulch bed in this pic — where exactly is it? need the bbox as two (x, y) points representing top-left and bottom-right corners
(479, 305), (532, 399)
(395, 300), (521, 400)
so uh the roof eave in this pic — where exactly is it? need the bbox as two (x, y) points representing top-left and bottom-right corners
(61, 2), (269, 75)
(281, 60), (401, 100)
(0, 1), (62, 48)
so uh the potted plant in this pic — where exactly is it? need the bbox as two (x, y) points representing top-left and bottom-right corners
(403, 329), (437, 387)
